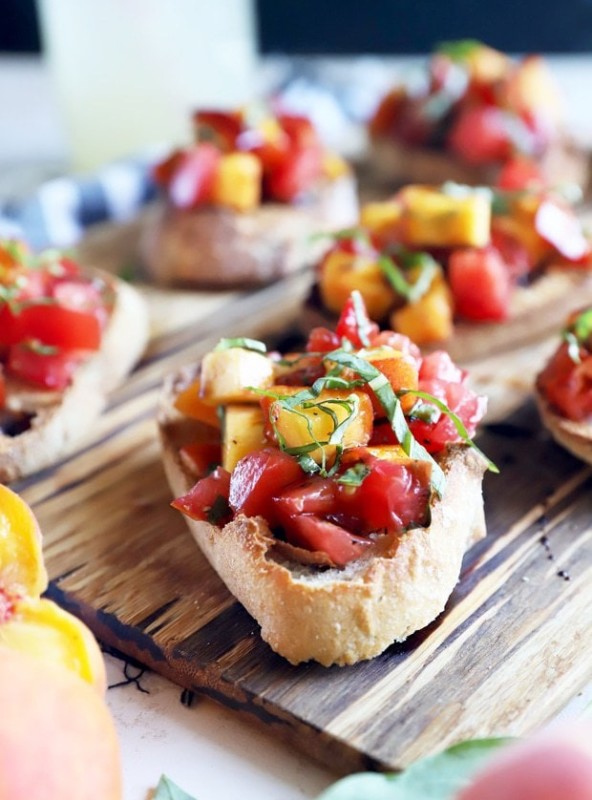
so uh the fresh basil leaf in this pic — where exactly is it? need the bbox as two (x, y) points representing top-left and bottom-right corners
(214, 337), (267, 354)
(378, 253), (438, 304)
(404, 389), (498, 474)
(378, 255), (413, 298)
(337, 463), (371, 487)
(317, 737), (513, 800)
(572, 308), (592, 345)
(325, 350), (445, 496)
(153, 774), (198, 800)
(310, 227), (370, 245)
(436, 39), (483, 61)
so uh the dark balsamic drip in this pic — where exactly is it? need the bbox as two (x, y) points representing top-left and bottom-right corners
(0, 411), (35, 437)
(180, 688), (197, 707)
(539, 534), (554, 561)
(108, 661), (150, 693)
(557, 570), (571, 581)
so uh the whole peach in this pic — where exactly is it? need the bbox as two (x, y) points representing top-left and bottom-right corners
(0, 646), (122, 800)
(458, 722), (592, 800)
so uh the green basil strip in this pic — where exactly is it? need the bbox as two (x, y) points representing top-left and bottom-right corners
(337, 463), (371, 487)
(406, 389), (499, 474)
(378, 254), (438, 304)
(309, 226), (370, 245)
(351, 289), (373, 346)
(572, 308), (592, 344)
(153, 774), (197, 800)
(325, 349), (446, 496)
(214, 337), (267, 354)
(436, 39), (483, 60)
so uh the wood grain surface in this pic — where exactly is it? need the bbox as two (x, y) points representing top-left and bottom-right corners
(8, 232), (592, 775)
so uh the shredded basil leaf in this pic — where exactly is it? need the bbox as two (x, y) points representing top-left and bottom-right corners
(214, 337), (267, 354)
(351, 289), (373, 346)
(23, 340), (59, 356)
(403, 389), (499, 474)
(153, 775), (197, 800)
(309, 226), (370, 245)
(337, 463), (371, 487)
(325, 350), (446, 496)
(378, 253), (439, 304)
(436, 39), (483, 61)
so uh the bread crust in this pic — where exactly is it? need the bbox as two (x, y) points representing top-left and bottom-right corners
(0, 272), (149, 482)
(367, 136), (590, 192)
(140, 174), (359, 288)
(535, 391), (592, 465)
(157, 366), (487, 666)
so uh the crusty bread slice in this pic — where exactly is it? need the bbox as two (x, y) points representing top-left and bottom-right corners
(535, 391), (592, 465)
(157, 365), (488, 667)
(366, 136), (590, 193)
(140, 174), (359, 288)
(0, 273), (149, 483)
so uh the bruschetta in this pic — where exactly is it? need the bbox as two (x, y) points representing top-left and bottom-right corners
(0, 239), (149, 482)
(158, 292), (491, 666)
(535, 307), (592, 464)
(368, 40), (589, 191)
(315, 182), (592, 362)
(140, 108), (359, 288)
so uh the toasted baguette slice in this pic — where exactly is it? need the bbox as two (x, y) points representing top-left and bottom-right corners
(0, 273), (149, 483)
(366, 136), (590, 193)
(535, 392), (592, 465)
(140, 174), (359, 288)
(157, 365), (488, 667)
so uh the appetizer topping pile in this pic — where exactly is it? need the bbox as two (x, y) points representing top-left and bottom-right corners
(152, 107), (349, 212)
(0, 239), (110, 398)
(370, 39), (562, 171)
(172, 292), (490, 568)
(318, 183), (591, 344)
(537, 307), (592, 421)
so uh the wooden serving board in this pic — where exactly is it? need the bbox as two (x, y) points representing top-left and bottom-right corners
(9, 222), (592, 775)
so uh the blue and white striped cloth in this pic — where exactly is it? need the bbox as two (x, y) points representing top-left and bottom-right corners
(0, 155), (158, 250)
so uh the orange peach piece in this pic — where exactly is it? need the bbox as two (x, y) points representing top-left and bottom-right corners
(211, 152), (262, 212)
(319, 248), (396, 320)
(0, 597), (106, 694)
(0, 646), (122, 800)
(390, 273), (454, 345)
(458, 723), (592, 800)
(0, 484), (47, 597)
(174, 377), (221, 428)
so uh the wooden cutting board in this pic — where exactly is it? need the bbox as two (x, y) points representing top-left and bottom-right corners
(10, 252), (592, 776)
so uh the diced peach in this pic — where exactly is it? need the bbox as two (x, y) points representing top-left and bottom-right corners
(0, 597), (106, 694)
(391, 273), (454, 344)
(360, 346), (419, 414)
(174, 377), (221, 428)
(211, 152), (262, 212)
(319, 248), (396, 320)
(200, 347), (274, 405)
(398, 185), (491, 248)
(0, 485), (47, 598)
(464, 43), (510, 83)
(222, 405), (267, 472)
(179, 442), (222, 478)
(260, 385), (373, 467)
(360, 200), (402, 242)
(0, 646), (122, 800)
(501, 55), (563, 123)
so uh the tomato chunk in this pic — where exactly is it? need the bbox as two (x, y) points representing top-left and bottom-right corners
(306, 327), (340, 353)
(496, 157), (545, 191)
(7, 344), (85, 390)
(0, 305), (102, 350)
(447, 106), (512, 165)
(537, 343), (592, 421)
(283, 514), (371, 567)
(448, 247), (511, 321)
(265, 146), (322, 202)
(171, 467), (231, 524)
(409, 378), (487, 453)
(273, 477), (336, 517)
(335, 294), (379, 348)
(337, 457), (431, 534)
(166, 143), (220, 209)
(229, 449), (303, 523)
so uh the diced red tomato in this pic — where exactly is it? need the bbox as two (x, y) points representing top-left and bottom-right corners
(179, 442), (222, 477)
(537, 343), (592, 421)
(335, 294), (380, 348)
(0, 367), (5, 408)
(490, 224), (534, 282)
(368, 421), (399, 446)
(278, 114), (319, 150)
(419, 351), (465, 383)
(534, 199), (591, 263)
(229, 449), (303, 524)
(337, 457), (431, 534)
(447, 106), (512, 165)
(166, 143), (221, 209)
(282, 514), (371, 567)
(369, 330), (422, 363)
(0, 305), (102, 350)
(448, 247), (511, 321)
(193, 110), (243, 151)
(265, 146), (323, 202)
(152, 149), (185, 187)
(273, 477), (336, 517)
(7, 344), (84, 390)
(306, 327), (340, 353)
(171, 467), (232, 524)
(496, 157), (545, 191)
(409, 378), (487, 454)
